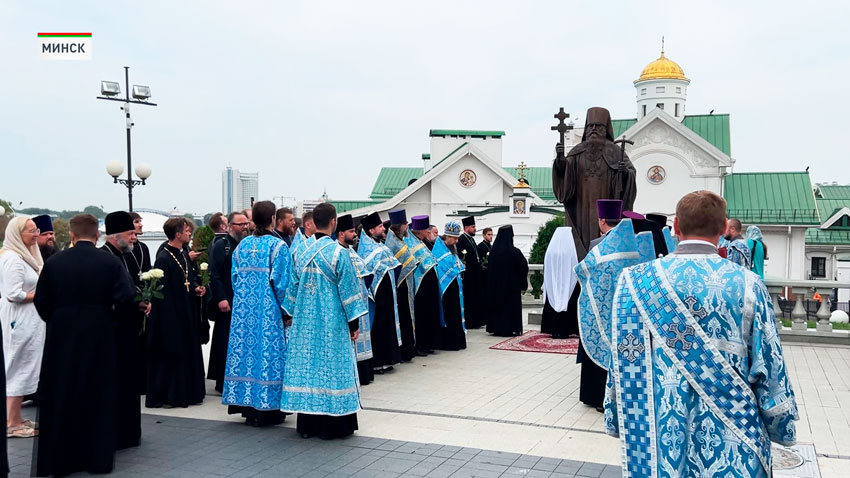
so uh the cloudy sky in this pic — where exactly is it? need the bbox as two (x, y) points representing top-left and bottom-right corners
(1, 1), (847, 214)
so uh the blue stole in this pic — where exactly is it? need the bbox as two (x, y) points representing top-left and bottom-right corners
(432, 238), (465, 328)
(635, 230), (656, 262)
(357, 231), (401, 298)
(385, 232), (417, 285)
(575, 220), (648, 369)
(404, 234), (437, 296)
(613, 260), (771, 478)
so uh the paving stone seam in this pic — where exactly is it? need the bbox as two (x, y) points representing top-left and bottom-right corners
(361, 406), (608, 435)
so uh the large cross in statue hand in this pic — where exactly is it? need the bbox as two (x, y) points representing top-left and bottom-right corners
(613, 135), (634, 170)
(551, 107), (573, 146)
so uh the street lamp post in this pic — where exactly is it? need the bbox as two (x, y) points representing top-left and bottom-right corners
(97, 66), (157, 212)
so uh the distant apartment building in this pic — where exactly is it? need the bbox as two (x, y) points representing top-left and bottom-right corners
(222, 167), (259, 213)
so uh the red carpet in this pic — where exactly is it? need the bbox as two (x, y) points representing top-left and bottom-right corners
(489, 331), (579, 355)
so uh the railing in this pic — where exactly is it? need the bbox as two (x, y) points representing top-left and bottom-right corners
(521, 263), (850, 333)
(764, 278), (850, 333)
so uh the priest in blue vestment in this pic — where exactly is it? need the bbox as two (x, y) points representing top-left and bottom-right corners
(406, 215), (443, 354)
(358, 212), (403, 372)
(604, 191), (797, 478)
(336, 214), (375, 385)
(384, 210), (419, 361)
(222, 201), (290, 427)
(281, 203), (369, 439)
(434, 221), (466, 350)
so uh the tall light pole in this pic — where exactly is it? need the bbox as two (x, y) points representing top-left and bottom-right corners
(97, 66), (156, 211)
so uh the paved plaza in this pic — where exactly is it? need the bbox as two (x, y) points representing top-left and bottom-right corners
(8, 315), (850, 477)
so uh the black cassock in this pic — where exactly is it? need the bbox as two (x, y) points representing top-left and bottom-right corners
(33, 241), (135, 477)
(485, 226), (529, 337)
(396, 277), (416, 362)
(101, 242), (145, 450)
(0, 324), (7, 477)
(414, 241), (442, 353)
(369, 273), (402, 368)
(130, 241), (152, 394)
(540, 289), (580, 339)
(456, 233), (484, 329)
(146, 244), (206, 408)
(207, 234), (237, 392)
(438, 281), (467, 351)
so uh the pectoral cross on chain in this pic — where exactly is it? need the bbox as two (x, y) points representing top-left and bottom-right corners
(551, 107), (573, 146)
(613, 135), (634, 170)
(184, 280), (191, 292)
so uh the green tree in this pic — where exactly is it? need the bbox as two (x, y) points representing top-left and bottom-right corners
(83, 205), (106, 218)
(192, 225), (215, 265)
(527, 215), (564, 298)
(53, 218), (71, 250)
(0, 198), (12, 245)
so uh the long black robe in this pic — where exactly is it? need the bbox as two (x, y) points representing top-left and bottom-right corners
(540, 288), (580, 339)
(130, 241), (152, 394)
(145, 244), (206, 408)
(369, 274), (402, 367)
(578, 343), (607, 408)
(414, 241), (442, 353)
(477, 240), (491, 303)
(33, 241), (135, 477)
(485, 226), (529, 337)
(207, 234), (237, 392)
(439, 281), (466, 351)
(396, 278), (416, 361)
(456, 233), (484, 329)
(100, 242), (144, 450)
(0, 325), (7, 477)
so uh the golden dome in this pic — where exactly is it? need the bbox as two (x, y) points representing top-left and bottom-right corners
(635, 51), (689, 83)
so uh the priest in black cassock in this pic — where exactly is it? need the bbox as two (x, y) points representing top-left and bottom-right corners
(456, 217), (485, 329)
(129, 212), (152, 393)
(384, 210), (418, 361)
(485, 226), (529, 336)
(146, 217), (206, 408)
(409, 215), (442, 354)
(33, 215), (57, 262)
(101, 211), (149, 450)
(33, 214), (136, 477)
(207, 211), (248, 393)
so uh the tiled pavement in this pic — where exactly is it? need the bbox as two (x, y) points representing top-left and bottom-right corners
(7, 414), (621, 478)
(8, 315), (850, 477)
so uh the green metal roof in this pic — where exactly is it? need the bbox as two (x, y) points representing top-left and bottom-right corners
(611, 114), (731, 156)
(429, 129), (505, 138)
(368, 166), (557, 202)
(724, 172), (820, 225)
(818, 185), (850, 200)
(328, 200), (382, 213)
(806, 228), (850, 246)
(816, 199), (849, 225)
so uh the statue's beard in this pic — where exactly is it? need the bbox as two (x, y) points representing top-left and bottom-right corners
(586, 137), (605, 158)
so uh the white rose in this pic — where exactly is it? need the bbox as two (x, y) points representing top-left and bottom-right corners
(200, 262), (209, 271)
(150, 268), (165, 279)
(140, 271), (152, 281)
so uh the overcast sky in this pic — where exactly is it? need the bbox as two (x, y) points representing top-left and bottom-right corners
(2, 1), (847, 214)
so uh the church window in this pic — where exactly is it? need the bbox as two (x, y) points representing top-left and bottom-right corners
(675, 103), (680, 117)
(656, 86), (665, 93)
(676, 87), (682, 93)
(811, 257), (826, 278)
(642, 105), (647, 117)
(656, 103), (664, 110)
(641, 88), (646, 95)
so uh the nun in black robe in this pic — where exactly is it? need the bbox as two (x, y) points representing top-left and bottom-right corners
(485, 226), (529, 336)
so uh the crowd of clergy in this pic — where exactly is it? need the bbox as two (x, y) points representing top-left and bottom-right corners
(0, 197), (532, 476)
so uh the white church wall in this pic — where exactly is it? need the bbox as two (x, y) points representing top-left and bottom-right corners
(429, 137), (503, 171)
(631, 149), (721, 215)
(759, 226), (808, 280)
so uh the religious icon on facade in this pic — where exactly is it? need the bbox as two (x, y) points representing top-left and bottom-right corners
(459, 169), (477, 187)
(512, 198), (527, 215)
(647, 165), (666, 184)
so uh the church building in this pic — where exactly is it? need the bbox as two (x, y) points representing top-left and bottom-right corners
(332, 46), (845, 282)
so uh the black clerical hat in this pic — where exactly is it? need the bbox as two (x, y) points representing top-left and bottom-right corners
(645, 213), (668, 227)
(461, 216), (475, 227)
(361, 212), (382, 231)
(336, 214), (355, 232)
(32, 215), (53, 233)
(105, 211), (135, 235)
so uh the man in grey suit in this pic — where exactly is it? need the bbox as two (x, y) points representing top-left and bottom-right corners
(589, 199), (623, 250)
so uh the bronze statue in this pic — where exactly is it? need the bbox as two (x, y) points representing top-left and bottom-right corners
(551, 107), (637, 259)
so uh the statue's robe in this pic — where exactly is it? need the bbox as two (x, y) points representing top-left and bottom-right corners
(553, 140), (637, 260)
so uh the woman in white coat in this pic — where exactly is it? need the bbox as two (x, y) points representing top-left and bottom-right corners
(0, 217), (45, 438)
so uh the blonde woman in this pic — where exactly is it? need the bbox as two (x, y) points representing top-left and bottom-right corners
(0, 217), (45, 438)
